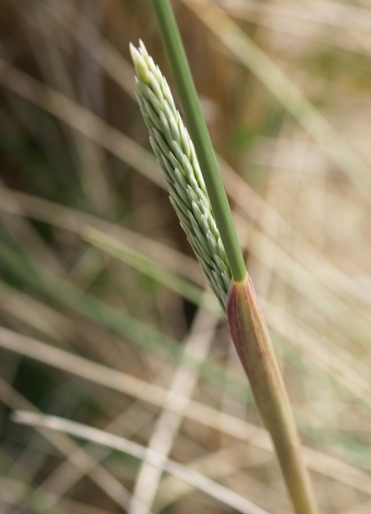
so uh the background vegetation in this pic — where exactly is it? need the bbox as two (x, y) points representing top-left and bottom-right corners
(1, 1), (371, 513)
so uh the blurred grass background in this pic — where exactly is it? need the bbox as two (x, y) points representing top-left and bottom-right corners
(1, 0), (371, 513)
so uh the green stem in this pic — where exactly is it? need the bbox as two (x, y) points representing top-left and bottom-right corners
(151, 0), (246, 283)
(228, 277), (318, 514)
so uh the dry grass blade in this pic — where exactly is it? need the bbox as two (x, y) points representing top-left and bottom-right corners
(183, 0), (371, 203)
(0, 57), (163, 187)
(129, 308), (217, 514)
(0, 477), (118, 514)
(1, 325), (369, 492)
(83, 226), (219, 314)
(0, 376), (131, 511)
(12, 410), (272, 514)
(0, 188), (203, 284)
(0, 280), (74, 342)
(42, 0), (136, 99)
(155, 443), (284, 512)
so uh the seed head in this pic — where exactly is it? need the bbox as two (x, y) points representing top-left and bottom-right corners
(130, 41), (232, 311)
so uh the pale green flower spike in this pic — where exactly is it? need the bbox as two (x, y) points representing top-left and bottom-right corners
(130, 41), (232, 311)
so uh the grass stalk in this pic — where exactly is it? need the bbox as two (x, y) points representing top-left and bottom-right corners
(130, 2), (321, 512)
(228, 277), (318, 514)
(151, 0), (246, 283)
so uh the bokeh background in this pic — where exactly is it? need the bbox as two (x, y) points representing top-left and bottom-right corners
(1, 1), (371, 513)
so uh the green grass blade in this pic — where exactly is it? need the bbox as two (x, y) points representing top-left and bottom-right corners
(150, 0), (246, 282)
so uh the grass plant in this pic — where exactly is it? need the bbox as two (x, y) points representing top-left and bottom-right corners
(2, 2), (371, 514)
(131, 2), (318, 512)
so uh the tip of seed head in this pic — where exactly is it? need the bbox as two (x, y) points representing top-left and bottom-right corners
(139, 39), (147, 54)
(129, 42), (139, 61)
(129, 42), (149, 84)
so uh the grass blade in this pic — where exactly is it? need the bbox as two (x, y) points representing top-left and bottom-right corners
(151, 0), (246, 282)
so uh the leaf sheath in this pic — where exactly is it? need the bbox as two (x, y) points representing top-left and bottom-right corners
(227, 276), (318, 514)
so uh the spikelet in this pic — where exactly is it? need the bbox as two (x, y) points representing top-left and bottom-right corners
(130, 41), (231, 311)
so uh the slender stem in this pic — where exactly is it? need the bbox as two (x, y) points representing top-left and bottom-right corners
(151, 0), (246, 283)
(228, 277), (318, 514)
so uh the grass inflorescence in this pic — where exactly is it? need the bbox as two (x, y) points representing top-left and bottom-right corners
(132, 4), (318, 509)
(130, 41), (232, 311)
